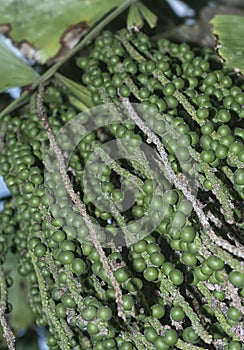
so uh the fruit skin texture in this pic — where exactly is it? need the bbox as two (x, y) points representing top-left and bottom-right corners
(114, 267), (129, 283)
(144, 327), (158, 342)
(72, 258), (86, 276)
(169, 269), (184, 285)
(180, 226), (196, 243)
(163, 329), (178, 346)
(227, 307), (242, 322)
(151, 304), (165, 319)
(150, 252), (165, 266)
(170, 305), (185, 321)
(97, 306), (112, 321)
(182, 327), (199, 344)
(58, 251), (74, 265)
(229, 271), (244, 288)
(234, 169), (244, 185)
(226, 341), (242, 350)
(206, 256), (224, 271)
(144, 267), (159, 281)
(33, 243), (46, 258)
(200, 150), (216, 163)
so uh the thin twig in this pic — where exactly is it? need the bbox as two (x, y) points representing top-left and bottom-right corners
(0, 267), (15, 350)
(37, 83), (125, 321)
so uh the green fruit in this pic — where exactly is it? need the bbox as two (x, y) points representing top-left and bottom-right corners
(229, 271), (244, 288)
(151, 195), (164, 211)
(139, 87), (150, 99)
(114, 267), (130, 283)
(234, 169), (244, 185)
(144, 327), (158, 343)
(58, 251), (74, 265)
(33, 243), (46, 258)
(52, 230), (66, 243)
(144, 267), (159, 281)
(145, 60), (156, 73)
(60, 240), (76, 252)
(206, 256), (224, 271)
(200, 150), (216, 163)
(72, 258), (86, 276)
(133, 240), (147, 253)
(163, 190), (178, 205)
(182, 252), (197, 266)
(46, 335), (57, 347)
(163, 329), (178, 346)
(217, 109), (231, 123)
(87, 322), (99, 334)
(127, 278), (143, 292)
(182, 327), (199, 344)
(213, 290), (225, 301)
(111, 189), (123, 202)
(97, 306), (112, 321)
(61, 293), (76, 308)
(215, 144), (228, 159)
(171, 212), (186, 229)
(143, 179), (154, 194)
(120, 341), (133, 350)
(55, 303), (66, 318)
(119, 85), (131, 98)
(201, 261), (213, 276)
(122, 295), (133, 310)
(227, 341), (242, 350)
(180, 226), (196, 243)
(169, 269), (184, 285)
(81, 306), (97, 321)
(151, 304), (165, 319)
(150, 252), (165, 266)
(133, 258), (146, 272)
(153, 336), (169, 350)
(227, 307), (242, 322)
(162, 262), (174, 275)
(194, 266), (209, 281)
(197, 108), (209, 120)
(170, 305), (185, 321)
(163, 82), (176, 96)
(201, 121), (214, 135)
(22, 182), (34, 194)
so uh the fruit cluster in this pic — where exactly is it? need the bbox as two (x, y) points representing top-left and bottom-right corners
(0, 28), (243, 350)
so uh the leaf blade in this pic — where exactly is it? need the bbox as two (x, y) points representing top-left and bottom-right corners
(55, 72), (93, 110)
(0, 0), (127, 63)
(0, 0), (137, 117)
(211, 15), (244, 74)
(0, 38), (38, 93)
(138, 2), (157, 29)
(127, 3), (144, 31)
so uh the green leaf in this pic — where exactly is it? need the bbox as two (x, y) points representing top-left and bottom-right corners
(0, 0), (136, 117)
(126, 2), (157, 32)
(0, 38), (38, 92)
(55, 72), (93, 110)
(0, 0), (126, 64)
(138, 2), (157, 29)
(211, 15), (244, 74)
(4, 252), (35, 331)
(127, 3), (144, 31)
